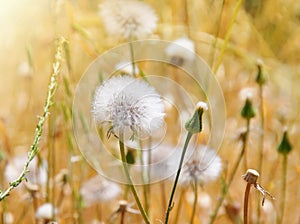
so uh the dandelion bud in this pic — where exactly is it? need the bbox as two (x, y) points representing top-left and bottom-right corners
(241, 98), (256, 120)
(126, 149), (136, 165)
(256, 60), (267, 86)
(277, 130), (292, 155)
(185, 102), (208, 134)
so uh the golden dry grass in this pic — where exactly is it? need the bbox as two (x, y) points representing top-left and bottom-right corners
(0, 0), (300, 223)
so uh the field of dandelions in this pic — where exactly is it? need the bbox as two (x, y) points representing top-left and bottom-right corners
(0, 0), (300, 224)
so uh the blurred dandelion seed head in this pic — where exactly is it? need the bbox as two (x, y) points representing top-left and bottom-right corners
(35, 203), (58, 220)
(165, 37), (195, 66)
(91, 75), (165, 139)
(80, 175), (121, 206)
(179, 145), (222, 186)
(99, 0), (158, 39)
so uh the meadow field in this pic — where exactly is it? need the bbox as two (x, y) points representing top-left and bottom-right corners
(0, 0), (299, 223)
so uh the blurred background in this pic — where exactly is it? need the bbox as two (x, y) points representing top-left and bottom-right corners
(0, 0), (299, 223)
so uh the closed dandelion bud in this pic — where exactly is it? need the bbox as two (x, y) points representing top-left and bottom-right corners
(185, 102), (208, 134)
(256, 60), (267, 86)
(126, 149), (136, 164)
(277, 130), (292, 155)
(241, 98), (256, 120)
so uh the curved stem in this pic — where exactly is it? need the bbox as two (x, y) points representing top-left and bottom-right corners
(118, 132), (150, 224)
(244, 183), (251, 224)
(190, 179), (198, 224)
(164, 132), (193, 224)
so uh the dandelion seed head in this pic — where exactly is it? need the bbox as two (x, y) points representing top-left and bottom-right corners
(5, 154), (48, 186)
(35, 203), (58, 220)
(80, 175), (121, 206)
(99, 0), (158, 39)
(92, 75), (165, 138)
(179, 145), (222, 186)
(165, 37), (195, 66)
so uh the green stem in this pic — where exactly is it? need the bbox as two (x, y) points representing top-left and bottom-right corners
(209, 119), (251, 224)
(164, 132), (193, 224)
(118, 132), (150, 224)
(190, 179), (198, 224)
(213, 0), (243, 74)
(243, 183), (251, 224)
(278, 155), (287, 224)
(0, 37), (65, 201)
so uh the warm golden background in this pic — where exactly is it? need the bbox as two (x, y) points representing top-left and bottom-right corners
(0, 0), (299, 223)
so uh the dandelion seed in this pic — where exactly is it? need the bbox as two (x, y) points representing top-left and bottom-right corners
(35, 203), (58, 221)
(80, 175), (121, 206)
(99, 0), (158, 40)
(165, 37), (195, 66)
(179, 145), (222, 186)
(91, 75), (165, 139)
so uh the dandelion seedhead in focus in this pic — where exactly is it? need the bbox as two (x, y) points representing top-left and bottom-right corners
(91, 75), (165, 140)
(99, 0), (158, 40)
(179, 145), (222, 186)
(80, 175), (121, 206)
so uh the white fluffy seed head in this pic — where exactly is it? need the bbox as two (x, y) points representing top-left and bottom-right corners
(179, 145), (222, 186)
(35, 203), (58, 220)
(99, 0), (158, 39)
(91, 75), (165, 138)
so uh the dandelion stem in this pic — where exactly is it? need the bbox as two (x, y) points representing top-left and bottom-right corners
(278, 154), (287, 224)
(209, 118), (251, 223)
(118, 132), (150, 224)
(243, 183), (251, 224)
(129, 41), (136, 77)
(213, 0), (243, 74)
(190, 178), (198, 224)
(0, 37), (65, 201)
(164, 132), (193, 224)
(257, 84), (264, 223)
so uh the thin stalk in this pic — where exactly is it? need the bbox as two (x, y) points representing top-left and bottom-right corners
(213, 0), (243, 74)
(183, 0), (191, 37)
(190, 179), (198, 224)
(160, 182), (166, 213)
(129, 42), (136, 77)
(257, 84), (264, 224)
(278, 155), (287, 224)
(174, 189), (185, 224)
(164, 132), (193, 224)
(0, 37), (65, 201)
(118, 132), (150, 224)
(120, 209), (125, 224)
(208, 0), (225, 68)
(209, 119), (251, 224)
(243, 183), (251, 224)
